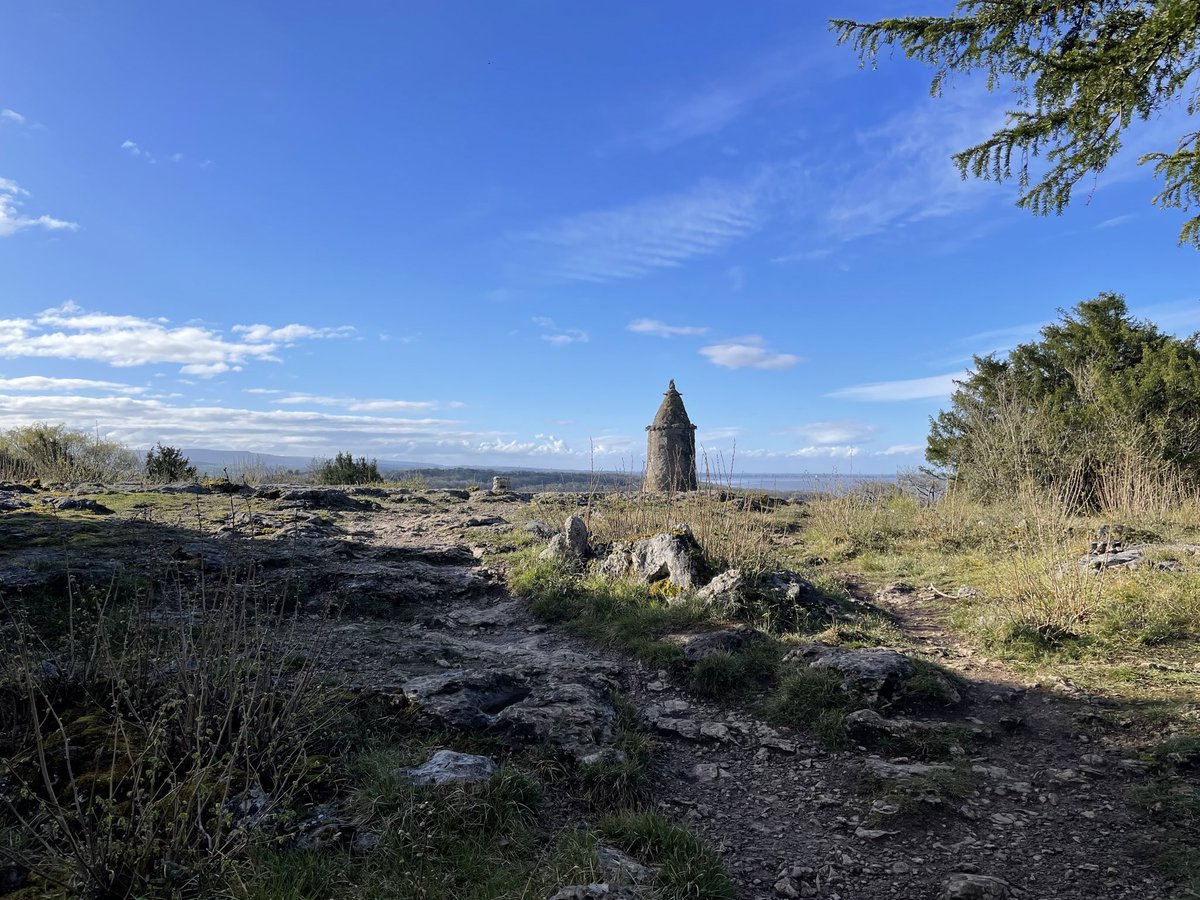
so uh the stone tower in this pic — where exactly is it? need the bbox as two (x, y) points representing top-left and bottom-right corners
(645, 379), (698, 492)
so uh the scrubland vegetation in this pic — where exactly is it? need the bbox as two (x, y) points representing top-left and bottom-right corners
(3, 297), (1199, 895)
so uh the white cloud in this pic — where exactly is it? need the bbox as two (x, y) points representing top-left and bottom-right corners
(1, 109), (25, 125)
(121, 139), (154, 163)
(827, 371), (964, 402)
(275, 393), (444, 413)
(697, 426), (741, 442)
(533, 317), (589, 346)
(0, 392), (477, 454)
(739, 443), (923, 460)
(627, 319), (710, 338)
(478, 434), (572, 456)
(232, 323), (355, 342)
(121, 139), (188, 165)
(0, 375), (145, 394)
(518, 174), (768, 283)
(0, 178), (78, 238)
(784, 419), (879, 445)
(0, 302), (354, 377)
(244, 387), (283, 395)
(699, 336), (800, 371)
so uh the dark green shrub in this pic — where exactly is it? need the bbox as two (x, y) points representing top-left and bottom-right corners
(144, 443), (197, 482)
(314, 452), (380, 485)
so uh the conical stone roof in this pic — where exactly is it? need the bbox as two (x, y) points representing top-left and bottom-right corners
(649, 379), (695, 429)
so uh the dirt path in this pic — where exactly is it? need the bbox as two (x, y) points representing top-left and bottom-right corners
(290, 496), (1177, 899)
(10, 485), (1176, 899)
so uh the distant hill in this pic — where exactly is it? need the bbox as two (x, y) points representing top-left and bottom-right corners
(181, 448), (437, 477)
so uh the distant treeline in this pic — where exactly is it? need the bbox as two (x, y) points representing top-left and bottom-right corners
(383, 467), (641, 492)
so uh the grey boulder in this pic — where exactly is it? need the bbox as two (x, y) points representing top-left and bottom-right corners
(594, 527), (705, 590)
(394, 749), (498, 786)
(665, 625), (768, 663)
(540, 515), (591, 562)
(941, 873), (1013, 899)
(783, 642), (959, 707)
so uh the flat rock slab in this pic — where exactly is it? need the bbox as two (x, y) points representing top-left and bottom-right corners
(784, 642), (916, 705)
(394, 749), (498, 786)
(403, 666), (619, 763)
(942, 872), (1014, 899)
(864, 757), (953, 781)
(665, 625), (768, 662)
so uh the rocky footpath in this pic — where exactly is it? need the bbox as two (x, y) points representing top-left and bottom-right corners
(0, 483), (1186, 899)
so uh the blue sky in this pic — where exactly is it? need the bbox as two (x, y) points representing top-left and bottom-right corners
(1, 2), (1197, 473)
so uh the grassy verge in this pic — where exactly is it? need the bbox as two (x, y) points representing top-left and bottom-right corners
(506, 549), (963, 756)
(1, 514), (734, 899)
(1128, 734), (1200, 893)
(797, 489), (1200, 708)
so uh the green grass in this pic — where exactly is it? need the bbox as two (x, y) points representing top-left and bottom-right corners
(1127, 739), (1200, 895)
(509, 551), (796, 699)
(684, 642), (782, 698)
(576, 694), (654, 809)
(859, 763), (977, 824)
(599, 809), (734, 900)
(812, 613), (908, 649)
(242, 758), (545, 899)
(508, 551), (710, 668)
(761, 665), (853, 747)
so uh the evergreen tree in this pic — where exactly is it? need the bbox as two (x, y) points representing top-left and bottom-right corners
(832, 2), (1200, 246)
(145, 444), (198, 482)
(928, 294), (1200, 504)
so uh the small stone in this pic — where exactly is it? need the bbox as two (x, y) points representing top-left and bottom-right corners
(692, 763), (721, 782)
(596, 844), (657, 887)
(774, 876), (800, 898)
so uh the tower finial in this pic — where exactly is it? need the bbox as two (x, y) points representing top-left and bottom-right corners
(668, 379), (676, 392)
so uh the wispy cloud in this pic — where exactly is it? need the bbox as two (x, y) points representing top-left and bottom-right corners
(782, 419), (879, 445)
(827, 371), (964, 402)
(274, 393), (447, 413)
(612, 44), (815, 152)
(1, 109), (26, 125)
(232, 323), (355, 342)
(627, 318), (710, 338)
(0, 178), (78, 238)
(739, 444), (918, 460)
(517, 174), (768, 283)
(0, 301), (354, 377)
(697, 425), (741, 442)
(1096, 214), (1135, 230)
(533, 316), (589, 346)
(477, 433), (572, 456)
(0, 375), (146, 394)
(122, 138), (190, 165)
(820, 86), (1008, 245)
(1136, 299), (1200, 335)
(699, 335), (800, 371)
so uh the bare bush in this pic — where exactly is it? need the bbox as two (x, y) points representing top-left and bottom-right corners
(0, 424), (140, 484)
(0, 566), (339, 895)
